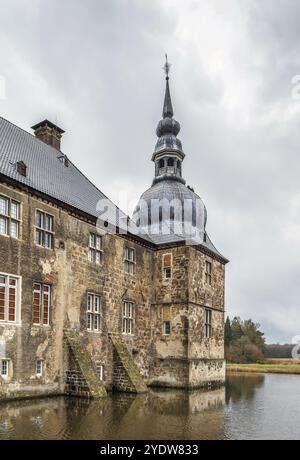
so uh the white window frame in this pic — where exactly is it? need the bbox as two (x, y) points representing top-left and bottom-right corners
(162, 253), (172, 280)
(205, 261), (212, 285)
(124, 247), (135, 275)
(1, 359), (9, 378)
(36, 359), (43, 377)
(34, 209), (54, 249)
(33, 283), (51, 326)
(88, 233), (103, 265)
(163, 320), (171, 336)
(122, 301), (134, 335)
(0, 273), (21, 324)
(163, 267), (172, 280)
(87, 293), (101, 332)
(0, 194), (21, 239)
(96, 364), (103, 381)
(205, 308), (212, 339)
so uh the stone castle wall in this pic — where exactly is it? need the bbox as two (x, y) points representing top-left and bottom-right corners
(0, 179), (226, 398)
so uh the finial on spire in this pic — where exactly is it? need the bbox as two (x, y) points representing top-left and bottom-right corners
(163, 53), (171, 79)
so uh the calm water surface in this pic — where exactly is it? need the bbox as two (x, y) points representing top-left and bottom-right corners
(0, 373), (299, 440)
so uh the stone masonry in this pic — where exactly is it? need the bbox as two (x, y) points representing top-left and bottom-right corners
(0, 71), (228, 399)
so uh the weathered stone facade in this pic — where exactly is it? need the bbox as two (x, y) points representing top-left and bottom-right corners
(0, 177), (227, 399)
(0, 71), (228, 399)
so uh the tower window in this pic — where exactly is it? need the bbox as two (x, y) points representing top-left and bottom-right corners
(36, 360), (43, 377)
(205, 261), (212, 285)
(205, 309), (212, 339)
(96, 364), (104, 381)
(170, 206), (175, 234)
(159, 159), (165, 169)
(163, 253), (172, 280)
(167, 158), (174, 167)
(163, 321), (171, 336)
(1, 359), (9, 378)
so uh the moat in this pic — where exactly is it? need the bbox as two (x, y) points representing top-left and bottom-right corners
(0, 374), (299, 440)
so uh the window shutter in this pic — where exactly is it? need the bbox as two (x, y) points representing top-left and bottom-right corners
(162, 306), (171, 321)
(163, 254), (172, 268)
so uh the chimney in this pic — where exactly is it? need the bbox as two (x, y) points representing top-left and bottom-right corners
(31, 119), (65, 151)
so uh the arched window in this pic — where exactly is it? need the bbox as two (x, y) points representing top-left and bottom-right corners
(159, 159), (164, 169)
(167, 158), (174, 167)
(192, 202), (196, 227)
(177, 160), (181, 169)
(148, 204), (152, 227)
(159, 207), (163, 233)
(170, 206), (175, 234)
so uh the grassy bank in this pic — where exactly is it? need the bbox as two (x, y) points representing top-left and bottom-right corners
(227, 359), (300, 375)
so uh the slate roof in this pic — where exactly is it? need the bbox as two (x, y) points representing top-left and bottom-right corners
(0, 116), (227, 261)
(0, 116), (151, 240)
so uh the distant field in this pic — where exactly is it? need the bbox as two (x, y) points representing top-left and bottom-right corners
(227, 360), (300, 375)
(264, 358), (300, 365)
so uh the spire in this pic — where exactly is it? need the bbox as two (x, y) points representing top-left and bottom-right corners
(162, 54), (173, 118)
(155, 54), (183, 153)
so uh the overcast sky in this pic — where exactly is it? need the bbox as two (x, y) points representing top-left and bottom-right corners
(1, 0), (300, 343)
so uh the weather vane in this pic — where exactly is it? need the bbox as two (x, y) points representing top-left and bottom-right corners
(163, 53), (171, 78)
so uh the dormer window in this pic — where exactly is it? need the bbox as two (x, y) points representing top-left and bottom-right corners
(16, 161), (27, 177)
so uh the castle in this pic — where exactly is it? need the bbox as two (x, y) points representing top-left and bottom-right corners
(0, 65), (228, 400)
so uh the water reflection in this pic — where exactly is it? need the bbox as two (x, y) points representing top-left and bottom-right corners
(0, 374), (299, 440)
(225, 373), (265, 404)
(0, 388), (225, 440)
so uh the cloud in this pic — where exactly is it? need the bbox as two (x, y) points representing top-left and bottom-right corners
(0, 0), (299, 343)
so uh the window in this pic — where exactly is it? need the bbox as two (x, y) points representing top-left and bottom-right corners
(33, 283), (51, 326)
(1, 359), (9, 378)
(87, 294), (101, 332)
(0, 274), (20, 323)
(36, 360), (43, 377)
(35, 210), (54, 249)
(205, 261), (212, 285)
(163, 321), (171, 336)
(88, 233), (102, 265)
(96, 364), (103, 381)
(122, 301), (134, 335)
(124, 247), (135, 275)
(205, 309), (212, 339)
(167, 157), (174, 167)
(163, 254), (172, 280)
(0, 195), (21, 238)
(17, 161), (27, 177)
(159, 159), (165, 169)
